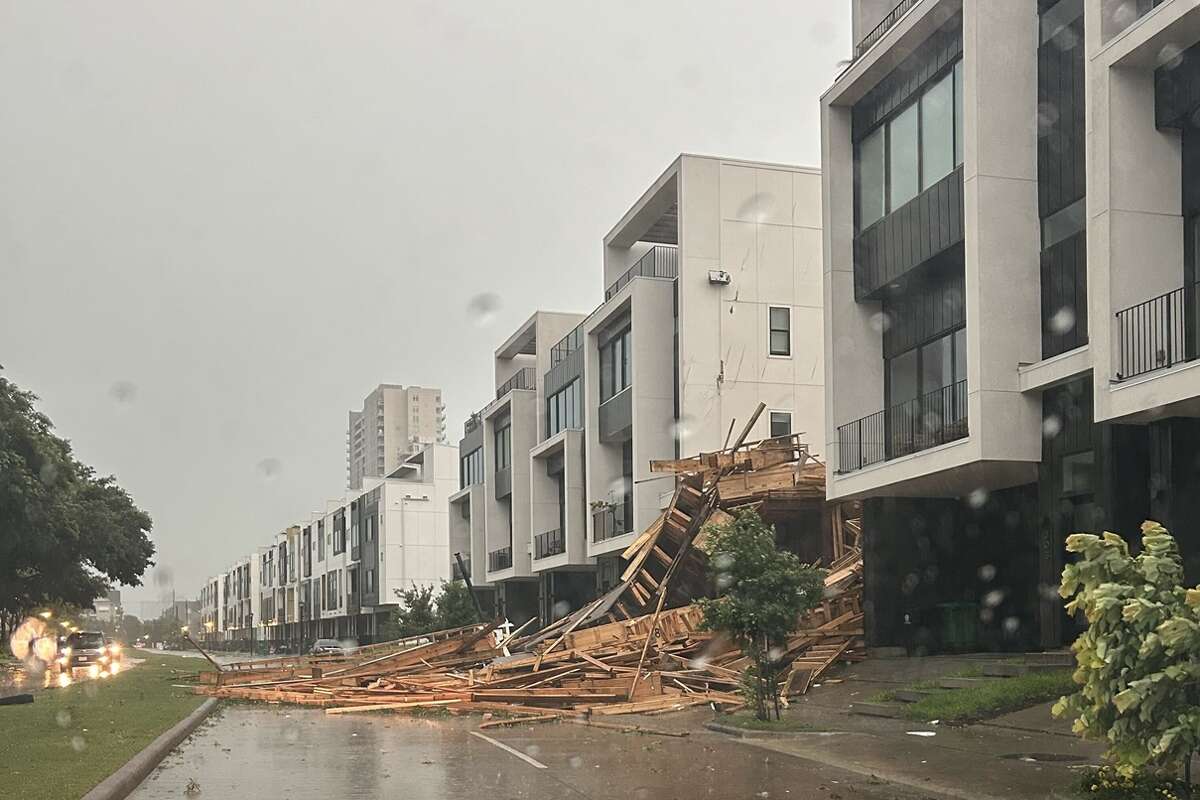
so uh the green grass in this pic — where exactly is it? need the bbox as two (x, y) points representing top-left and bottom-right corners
(721, 712), (819, 732)
(896, 669), (1075, 723)
(0, 650), (207, 800)
(868, 666), (984, 703)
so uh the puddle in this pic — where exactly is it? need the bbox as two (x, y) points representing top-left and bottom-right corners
(1000, 753), (1086, 763)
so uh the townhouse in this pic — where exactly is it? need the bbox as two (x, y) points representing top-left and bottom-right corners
(453, 153), (825, 628)
(822, 0), (1200, 652)
(198, 443), (459, 651)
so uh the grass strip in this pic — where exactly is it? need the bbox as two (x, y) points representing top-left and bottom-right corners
(0, 650), (206, 800)
(897, 669), (1075, 723)
(721, 712), (818, 732)
(869, 666), (984, 703)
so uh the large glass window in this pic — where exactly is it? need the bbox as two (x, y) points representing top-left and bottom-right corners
(547, 378), (582, 437)
(889, 103), (919, 210)
(494, 422), (511, 470)
(858, 127), (886, 229)
(887, 348), (919, 406)
(460, 447), (483, 487)
(921, 71), (955, 190)
(856, 59), (965, 230)
(600, 327), (631, 403)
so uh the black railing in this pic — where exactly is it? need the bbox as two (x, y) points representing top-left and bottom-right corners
(534, 528), (565, 559)
(488, 546), (512, 572)
(837, 379), (969, 473)
(592, 503), (630, 542)
(853, 0), (922, 61)
(496, 367), (537, 399)
(605, 246), (678, 301)
(550, 324), (585, 368)
(1115, 283), (1198, 380)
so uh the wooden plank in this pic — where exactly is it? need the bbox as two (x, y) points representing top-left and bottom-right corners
(325, 699), (463, 715)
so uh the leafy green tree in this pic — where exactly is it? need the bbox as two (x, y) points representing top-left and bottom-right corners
(0, 370), (154, 638)
(697, 509), (826, 721)
(436, 580), (478, 629)
(1055, 522), (1200, 788)
(382, 583), (437, 640)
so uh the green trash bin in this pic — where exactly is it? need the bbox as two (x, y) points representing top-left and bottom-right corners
(938, 602), (979, 652)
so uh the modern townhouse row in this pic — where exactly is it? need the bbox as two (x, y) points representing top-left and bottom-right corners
(198, 443), (460, 650)
(450, 153), (826, 628)
(822, 0), (1200, 652)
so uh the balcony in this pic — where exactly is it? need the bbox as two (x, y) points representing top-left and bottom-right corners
(488, 546), (513, 572)
(837, 379), (968, 473)
(550, 324), (584, 368)
(605, 245), (678, 301)
(592, 502), (630, 543)
(853, 0), (922, 62)
(1115, 283), (1198, 380)
(496, 367), (536, 399)
(534, 528), (565, 560)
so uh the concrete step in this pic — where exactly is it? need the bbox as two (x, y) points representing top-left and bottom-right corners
(893, 689), (938, 703)
(851, 702), (906, 718)
(1019, 652), (1074, 667)
(937, 676), (991, 690)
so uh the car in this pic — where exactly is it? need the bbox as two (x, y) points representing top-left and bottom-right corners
(309, 638), (348, 657)
(58, 631), (122, 670)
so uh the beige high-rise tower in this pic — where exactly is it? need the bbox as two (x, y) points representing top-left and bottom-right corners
(347, 384), (447, 489)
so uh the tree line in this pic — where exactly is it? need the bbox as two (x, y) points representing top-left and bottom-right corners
(0, 369), (154, 641)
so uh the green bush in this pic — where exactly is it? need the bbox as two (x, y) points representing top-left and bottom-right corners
(1077, 765), (1190, 800)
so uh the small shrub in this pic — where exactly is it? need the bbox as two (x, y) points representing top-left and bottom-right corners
(1077, 765), (1190, 800)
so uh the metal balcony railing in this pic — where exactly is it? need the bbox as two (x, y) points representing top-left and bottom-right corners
(837, 379), (969, 473)
(488, 546), (513, 572)
(496, 367), (537, 399)
(605, 246), (678, 301)
(853, 0), (922, 61)
(550, 324), (585, 368)
(534, 528), (565, 559)
(1115, 283), (1198, 380)
(592, 502), (630, 543)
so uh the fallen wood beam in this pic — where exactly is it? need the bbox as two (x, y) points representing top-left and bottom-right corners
(324, 699), (463, 715)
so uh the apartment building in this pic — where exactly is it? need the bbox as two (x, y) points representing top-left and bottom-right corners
(199, 575), (224, 641)
(452, 153), (824, 628)
(347, 384), (448, 490)
(269, 443), (460, 648)
(822, 0), (1200, 651)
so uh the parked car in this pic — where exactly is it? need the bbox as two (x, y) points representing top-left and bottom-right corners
(58, 631), (121, 669)
(309, 638), (348, 656)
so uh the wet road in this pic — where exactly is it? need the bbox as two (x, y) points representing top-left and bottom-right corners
(129, 706), (941, 800)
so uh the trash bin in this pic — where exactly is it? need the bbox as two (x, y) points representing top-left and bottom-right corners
(937, 602), (979, 652)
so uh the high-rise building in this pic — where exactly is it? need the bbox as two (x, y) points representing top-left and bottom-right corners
(347, 384), (447, 490)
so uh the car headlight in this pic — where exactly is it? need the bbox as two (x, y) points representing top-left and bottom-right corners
(61, 647), (72, 658)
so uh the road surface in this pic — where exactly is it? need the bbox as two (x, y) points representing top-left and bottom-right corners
(128, 705), (941, 800)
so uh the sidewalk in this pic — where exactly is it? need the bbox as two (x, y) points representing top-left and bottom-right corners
(695, 656), (1103, 800)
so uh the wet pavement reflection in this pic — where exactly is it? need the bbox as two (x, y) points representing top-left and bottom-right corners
(130, 706), (935, 800)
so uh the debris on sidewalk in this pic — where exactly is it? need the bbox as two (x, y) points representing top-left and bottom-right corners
(195, 409), (864, 719)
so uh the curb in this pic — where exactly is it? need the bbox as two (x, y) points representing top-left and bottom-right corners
(703, 721), (841, 739)
(80, 698), (220, 800)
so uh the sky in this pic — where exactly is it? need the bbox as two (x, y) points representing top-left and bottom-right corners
(0, 0), (851, 617)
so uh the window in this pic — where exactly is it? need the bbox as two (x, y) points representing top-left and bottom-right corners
(494, 420), (511, 470)
(460, 447), (483, 487)
(317, 519), (325, 561)
(769, 307), (791, 356)
(920, 71), (955, 190)
(1061, 451), (1095, 495)
(365, 515), (374, 543)
(769, 411), (792, 438)
(858, 127), (886, 229)
(547, 378), (582, 436)
(333, 512), (346, 555)
(889, 103), (919, 210)
(856, 59), (965, 230)
(599, 327), (632, 402)
(365, 568), (375, 595)
(886, 327), (967, 408)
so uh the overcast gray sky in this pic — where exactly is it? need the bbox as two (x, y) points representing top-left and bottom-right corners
(0, 0), (850, 616)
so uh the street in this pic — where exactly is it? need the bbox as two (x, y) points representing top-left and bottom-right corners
(128, 706), (941, 800)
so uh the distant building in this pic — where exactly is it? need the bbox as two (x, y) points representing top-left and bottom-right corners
(90, 589), (122, 624)
(347, 385), (448, 490)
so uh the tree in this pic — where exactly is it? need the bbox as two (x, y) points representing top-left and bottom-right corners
(0, 370), (154, 638)
(696, 509), (826, 721)
(384, 584), (437, 639)
(1054, 522), (1200, 790)
(436, 580), (478, 629)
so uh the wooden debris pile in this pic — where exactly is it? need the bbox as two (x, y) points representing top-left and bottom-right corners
(195, 404), (864, 719)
